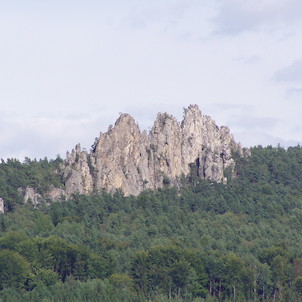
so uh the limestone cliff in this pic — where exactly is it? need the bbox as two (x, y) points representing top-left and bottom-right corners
(61, 105), (245, 196)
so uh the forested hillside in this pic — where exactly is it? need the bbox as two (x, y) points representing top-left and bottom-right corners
(0, 157), (63, 211)
(1, 146), (302, 301)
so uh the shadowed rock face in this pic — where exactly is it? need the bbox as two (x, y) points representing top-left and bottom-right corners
(62, 105), (245, 196)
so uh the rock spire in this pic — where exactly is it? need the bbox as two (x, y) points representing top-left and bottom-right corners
(61, 105), (244, 196)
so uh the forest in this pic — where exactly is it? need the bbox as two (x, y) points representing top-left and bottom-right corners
(0, 146), (302, 301)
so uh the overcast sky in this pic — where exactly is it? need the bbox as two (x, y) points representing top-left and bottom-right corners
(1, 0), (302, 160)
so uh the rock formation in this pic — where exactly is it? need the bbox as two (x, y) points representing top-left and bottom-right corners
(61, 105), (245, 196)
(0, 198), (4, 213)
(18, 186), (67, 205)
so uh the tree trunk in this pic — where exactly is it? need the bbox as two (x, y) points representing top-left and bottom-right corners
(279, 285), (282, 300)
(273, 288), (277, 302)
(218, 279), (222, 297)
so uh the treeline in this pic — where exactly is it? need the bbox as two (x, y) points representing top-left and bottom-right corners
(0, 146), (302, 301)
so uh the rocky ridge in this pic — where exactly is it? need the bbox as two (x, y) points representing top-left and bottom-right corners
(61, 105), (245, 197)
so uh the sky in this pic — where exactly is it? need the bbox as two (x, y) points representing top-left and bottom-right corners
(1, 0), (302, 160)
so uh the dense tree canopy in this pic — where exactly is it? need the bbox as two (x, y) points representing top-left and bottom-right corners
(0, 146), (302, 301)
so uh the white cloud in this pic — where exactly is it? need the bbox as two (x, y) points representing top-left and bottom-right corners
(0, 112), (117, 160)
(214, 0), (302, 34)
(286, 87), (302, 96)
(274, 59), (302, 83)
(1, 1), (302, 159)
(234, 131), (301, 148)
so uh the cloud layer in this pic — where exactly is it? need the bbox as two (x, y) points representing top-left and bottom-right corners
(1, 0), (302, 159)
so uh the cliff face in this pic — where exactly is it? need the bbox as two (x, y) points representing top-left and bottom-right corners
(61, 105), (244, 196)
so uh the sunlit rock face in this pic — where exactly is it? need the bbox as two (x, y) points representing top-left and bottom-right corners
(62, 105), (244, 196)
(0, 198), (4, 213)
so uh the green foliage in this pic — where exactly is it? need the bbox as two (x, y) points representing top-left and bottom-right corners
(0, 156), (63, 211)
(1, 145), (302, 301)
(0, 249), (31, 290)
(0, 279), (142, 302)
(132, 245), (195, 298)
(293, 276), (302, 295)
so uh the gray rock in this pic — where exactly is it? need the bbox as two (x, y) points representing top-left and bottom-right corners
(0, 198), (4, 213)
(61, 105), (245, 196)
(18, 187), (42, 206)
(18, 185), (67, 206)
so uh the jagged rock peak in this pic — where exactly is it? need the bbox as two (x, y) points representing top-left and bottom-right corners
(115, 113), (137, 127)
(182, 104), (202, 121)
(61, 105), (245, 196)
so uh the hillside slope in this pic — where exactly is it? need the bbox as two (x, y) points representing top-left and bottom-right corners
(1, 146), (302, 301)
